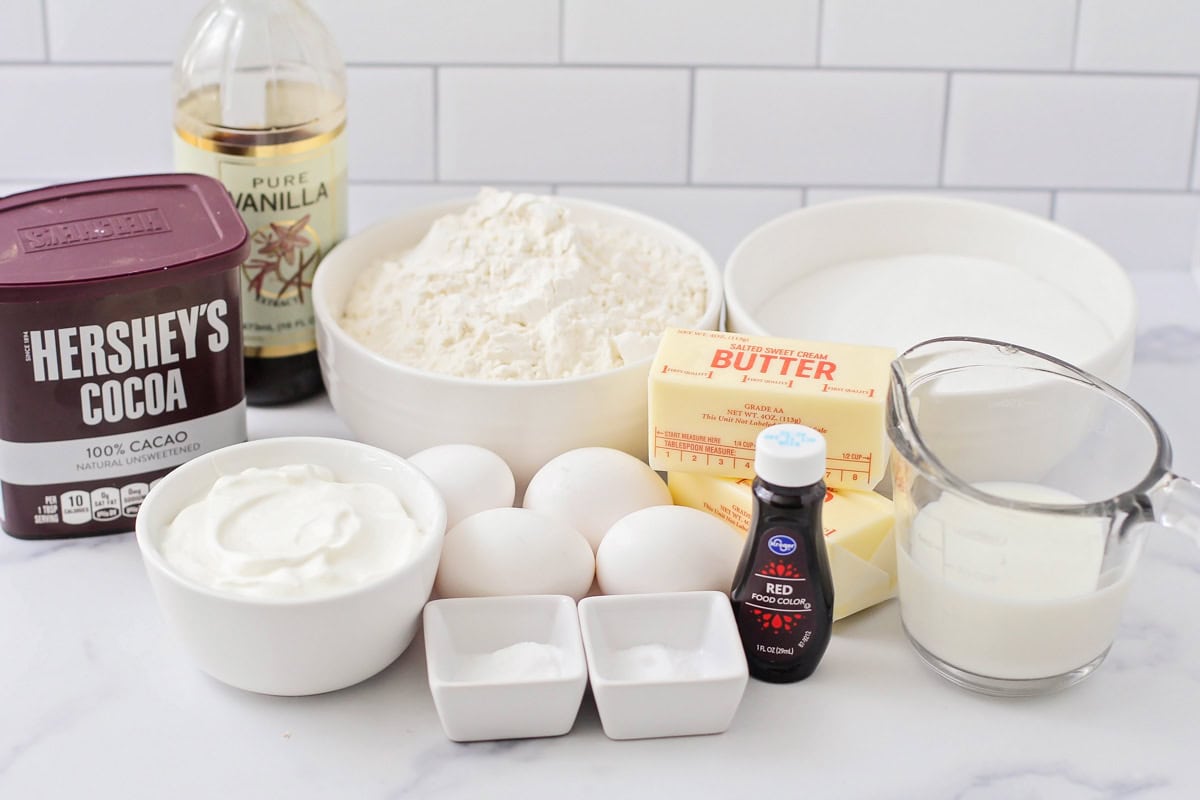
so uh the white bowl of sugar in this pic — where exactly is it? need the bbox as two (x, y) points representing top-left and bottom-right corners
(724, 195), (1136, 390)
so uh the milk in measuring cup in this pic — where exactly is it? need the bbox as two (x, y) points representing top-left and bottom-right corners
(897, 482), (1133, 680)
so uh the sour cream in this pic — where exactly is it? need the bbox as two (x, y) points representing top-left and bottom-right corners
(160, 463), (422, 599)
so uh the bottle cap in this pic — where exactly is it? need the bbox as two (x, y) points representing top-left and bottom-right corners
(754, 424), (826, 487)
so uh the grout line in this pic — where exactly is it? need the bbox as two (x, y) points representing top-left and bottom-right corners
(813, 0), (824, 66)
(799, 187), (808, 207)
(431, 67), (440, 182)
(9, 172), (1200, 195)
(685, 69), (696, 184)
(40, 0), (51, 61)
(2, 60), (1199, 79)
(1050, 190), (1058, 217)
(331, 65), (1200, 79)
(9, 177), (1199, 197)
(1069, 0), (1083, 69)
(331, 178), (1200, 195)
(1187, 81), (1200, 191)
(1, 60), (173, 68)
(938, 72), (953, 187)
(557, 0), (565, 63)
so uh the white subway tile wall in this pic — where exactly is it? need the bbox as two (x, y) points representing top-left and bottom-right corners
(44, 0), (196, 62)
(944, 74), (1197, 190)
(1, 0), (1199, 270)
(0, 66), (172, 181)
(439, 68), (690, 182)
(558, 185), (803, 263)
(0, 1), (45, 61)
(806, 188), (1053, 218)
(693, 70), (946, 185)
(346, 68), (435, 181)
(1054, 193), (1200, 272)
(307, 0), (560, 64)
(1076, 0), (1200, 75)
(348, 183), (552, 235)
(822, 0), (1076, 70)
(563, 0), (819, 66)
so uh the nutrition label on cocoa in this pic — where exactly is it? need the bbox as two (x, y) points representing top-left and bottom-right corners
(3, 467), (169, 537)
(40, 480), (159, 525)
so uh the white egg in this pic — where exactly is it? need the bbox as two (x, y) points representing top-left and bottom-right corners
(596, 505), (745, 595)
(435, 507), (595, 600)
(409, 444), (516, 530)
(523, 447), (672, 552)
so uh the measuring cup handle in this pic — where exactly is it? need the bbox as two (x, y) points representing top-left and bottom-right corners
(1152, 474), (1200, 547)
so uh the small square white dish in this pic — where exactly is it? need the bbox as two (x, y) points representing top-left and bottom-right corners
(577, 591), (749, 740)
(423, 594), (587, 742)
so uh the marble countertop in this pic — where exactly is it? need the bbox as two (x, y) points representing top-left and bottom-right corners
(3, 271), (1198, 800)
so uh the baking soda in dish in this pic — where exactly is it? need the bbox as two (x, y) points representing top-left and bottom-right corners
(755, 254), (1114, 365)
(609, 644), (707, 681)
(340, 188), (709, 380)
(456, 642), (566, 682)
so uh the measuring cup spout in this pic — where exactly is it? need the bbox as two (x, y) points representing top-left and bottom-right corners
(1150, 475), (1200, 548)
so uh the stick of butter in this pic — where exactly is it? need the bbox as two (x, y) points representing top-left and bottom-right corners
(668, 471), (896, 620)
(648, 328), (894, 488)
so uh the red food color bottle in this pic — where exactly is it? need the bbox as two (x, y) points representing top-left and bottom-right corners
(730, 424), (835, 683)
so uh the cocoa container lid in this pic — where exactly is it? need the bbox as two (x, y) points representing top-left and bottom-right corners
(0, 173), (249, 302)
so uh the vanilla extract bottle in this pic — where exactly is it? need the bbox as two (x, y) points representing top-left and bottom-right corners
(173, 0), (347, 405)
(731, 424), (835, 683)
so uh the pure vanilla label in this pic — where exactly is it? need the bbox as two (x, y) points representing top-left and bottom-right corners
(174, 131), (347, 357)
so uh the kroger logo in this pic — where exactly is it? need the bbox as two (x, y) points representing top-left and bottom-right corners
(768, 534), (797, 556)
(764, 427), (817, 449)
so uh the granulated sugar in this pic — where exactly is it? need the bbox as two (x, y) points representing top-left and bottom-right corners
(340, 189), (709, 380)
(754, 254), (1112, 365)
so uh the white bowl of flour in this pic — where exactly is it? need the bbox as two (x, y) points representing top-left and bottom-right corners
(313, 190), (723, 488)
(724, 195), (1136, 391)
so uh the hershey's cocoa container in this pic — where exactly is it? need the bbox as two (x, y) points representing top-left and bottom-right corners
(0, 174), (249, 539)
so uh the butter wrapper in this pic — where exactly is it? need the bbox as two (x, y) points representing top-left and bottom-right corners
(668, 471), (896, 620)
(648, 328), (893, 488)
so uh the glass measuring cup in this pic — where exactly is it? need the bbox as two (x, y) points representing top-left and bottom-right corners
(887, 337), (1200, 696)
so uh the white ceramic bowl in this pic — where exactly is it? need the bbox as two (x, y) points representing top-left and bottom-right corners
(424, 595), (588, 742)
(725, 195), (1136, 390)
(135, 437), (447, 696)
(313, 197), (724, 488)
(578, 591), (748, 740)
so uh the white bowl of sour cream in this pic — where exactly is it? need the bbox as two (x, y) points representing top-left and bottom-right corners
(135, 436), (447, 696)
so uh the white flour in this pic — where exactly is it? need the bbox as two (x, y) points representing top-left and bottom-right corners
(341, 189), (709, 380)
